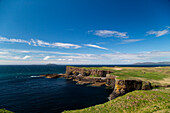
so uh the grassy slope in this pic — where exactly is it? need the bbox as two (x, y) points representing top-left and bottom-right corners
(0, 109), (13, 113)
(63, 88), (170, 113)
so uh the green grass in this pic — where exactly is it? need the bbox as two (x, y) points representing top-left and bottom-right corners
(0, 109), (13, 113)
(110, 69), (168, 80)
(68, 66), (112, 71)
(70, 66), (170, 86)
(80, 67), (112, 71)
(70, 66), (170, 81)
(63, 88), (170, 113)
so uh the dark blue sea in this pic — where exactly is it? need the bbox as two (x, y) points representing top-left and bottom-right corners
(0, 65), (112, 113)
(0, 65), (169, 113)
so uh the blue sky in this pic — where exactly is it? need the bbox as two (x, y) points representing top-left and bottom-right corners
(0, 0), (170, 64)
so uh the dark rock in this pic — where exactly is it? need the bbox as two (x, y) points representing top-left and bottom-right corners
(66, 66), (113, 77)
(142, 81), (152, 90)
(110, 79), (152, 100)
(106, 77), (115, 89)
(45, 74), (59, 78)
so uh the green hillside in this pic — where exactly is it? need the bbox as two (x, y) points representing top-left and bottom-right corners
(63, 88), (170, 113)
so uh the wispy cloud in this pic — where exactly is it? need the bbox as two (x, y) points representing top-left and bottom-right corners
(56, 58), (66, 61)
(13, 56), (22, 60)
(59, 51), (170, 64)
(0, 36), (81, 49)
(0, 49), (73, 55)
(1, 48), (170, 64)
(23, 55), (31, 60)
(88, 30), (129, 38)
(0, 51), (9, 54)
(147, 27), (169, 37)
(120, 39), (144, 44)
(0, 36), (31, 45)
(36, 39), (81, 49)
(43, 56), (50, 60)
(84, 44), (108, 50)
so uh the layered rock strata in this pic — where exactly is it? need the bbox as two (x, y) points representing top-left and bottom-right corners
(66, 66), (113, 77)
(109, 80), (152, 100)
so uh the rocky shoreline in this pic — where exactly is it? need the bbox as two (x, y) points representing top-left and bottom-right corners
(40, 66), (152, 100)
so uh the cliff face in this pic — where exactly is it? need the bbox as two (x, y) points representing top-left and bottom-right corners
(66, 66), (113, 77)
(109, 80), (152, 99)
(65, 66), (152, 100)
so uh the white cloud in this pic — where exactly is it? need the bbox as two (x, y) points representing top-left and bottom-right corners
(1, 50), (170, 64)
(89, 30), (129, 38)
(36, 40), (81, 49)
(13, 56), (22, 60)
(0, 51), (9, 54)
(43, 56), (50, 60)
(120, 39), (144, 44)
(61, 51), (170, 64)
(0, 36), (81, 49)
(61, 54), (99, 60)
(23, 55), (31, 60)
(30, 39), (37, 46)
(147, 29), (169, 37)
(56, 58), (66, 61)
(37, 40), (50, 46)
(0, 36), (31, 45)
(51, 42), (81, 49)
(84, 44), (108, 50)
(0, 49), (73, 55)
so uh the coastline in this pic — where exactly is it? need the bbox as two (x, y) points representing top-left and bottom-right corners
(2, 65), (170, 113)
(41, 66), (153, 100)
(40, 66), (170, 112)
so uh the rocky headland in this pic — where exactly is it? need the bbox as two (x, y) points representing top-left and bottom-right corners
(41, 66), (152, 100)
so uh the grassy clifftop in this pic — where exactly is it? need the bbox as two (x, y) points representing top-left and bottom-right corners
(76, 66), (170, 85)
(63, 88), (170, 113)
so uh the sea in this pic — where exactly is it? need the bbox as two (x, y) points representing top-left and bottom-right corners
(0, 65), (169, 113)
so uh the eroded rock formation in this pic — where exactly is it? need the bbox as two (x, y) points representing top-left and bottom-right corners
(66, 66), (113, 77)
(40, 74), (65, 78)
(109, 80), (152, 100)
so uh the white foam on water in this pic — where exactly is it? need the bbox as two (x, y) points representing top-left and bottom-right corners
(30, 76), (40, 78)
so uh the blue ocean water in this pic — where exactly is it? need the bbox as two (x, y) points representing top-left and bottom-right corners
(0, 65), (169, 113)
(0, 65), (113, 113)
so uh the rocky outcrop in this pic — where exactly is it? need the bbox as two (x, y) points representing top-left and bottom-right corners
(66, 66), (113, 77)
(106, 77), (116, 89)
(109, 80), (152, 100)
(40, 74), (65, 78)
(73, 76), (107, 86)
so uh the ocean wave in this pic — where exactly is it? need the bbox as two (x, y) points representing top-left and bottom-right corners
(30, 76), (40, 78)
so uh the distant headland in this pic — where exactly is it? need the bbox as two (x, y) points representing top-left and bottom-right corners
(134, 61), (170, 65)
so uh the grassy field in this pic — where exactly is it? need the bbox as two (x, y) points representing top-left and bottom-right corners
(80, 66), (170, 86)
(63, 88), (170, 113)
(0, 109), (13, 113)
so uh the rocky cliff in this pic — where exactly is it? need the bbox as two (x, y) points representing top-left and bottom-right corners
(66, 66), (113, 77)
(109, 80), (152, 99)
(65, 66), (152, 100)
